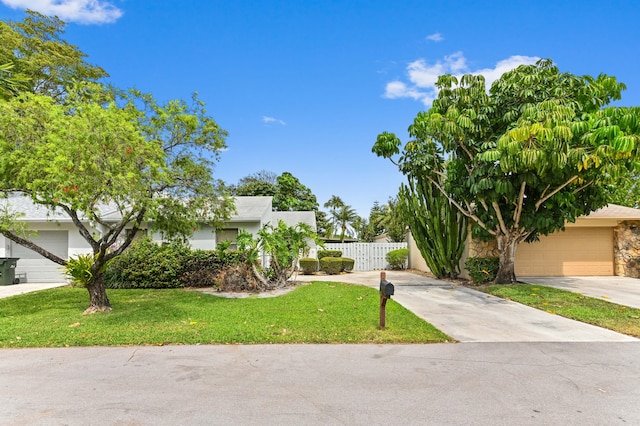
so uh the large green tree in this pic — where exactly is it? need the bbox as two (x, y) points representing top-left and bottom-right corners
(374, 60), (640, 283)
(0, 84), (233, 313)
(0, 11), (107, 100)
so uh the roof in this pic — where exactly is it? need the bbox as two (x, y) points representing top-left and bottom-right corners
(228, 197), (273, 222)
(583, 204), (640, 220)
(1, 195), (275, 224)
(272, 211), (317, 231)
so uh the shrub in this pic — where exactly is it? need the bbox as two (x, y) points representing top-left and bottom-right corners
(386, 248), (409, 270)
(320, 257), (343, 275)
(105, 238), (190, 289)
(341, 257), (355, 272)
(464, 257), (499, 283)
(317, 250), (341, 259)
(63, 253), (97, 288)
(299, 258), (319, 275)
(180, 249), (248, 288)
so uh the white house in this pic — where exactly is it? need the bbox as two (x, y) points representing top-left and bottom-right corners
(0, 195), (317, 283)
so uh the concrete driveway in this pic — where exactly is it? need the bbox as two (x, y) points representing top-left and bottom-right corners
(295, 271), (637, 343)
(521, 276), (640, 309)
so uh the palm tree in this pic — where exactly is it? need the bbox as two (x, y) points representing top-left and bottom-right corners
(331, 204), (359, 242)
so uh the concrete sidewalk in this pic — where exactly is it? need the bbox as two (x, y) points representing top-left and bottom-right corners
(295, 271), (637, 343)
(0, 282), (66, 299)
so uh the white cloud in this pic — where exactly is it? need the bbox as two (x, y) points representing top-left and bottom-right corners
(0, 0), (123, 24)
(384, 53), (540, 106)
(425, 33), (444, 42)
(262, 116), (286, 126)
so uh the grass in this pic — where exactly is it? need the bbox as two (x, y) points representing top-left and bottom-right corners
(0, 281), (451, 347)
(481, 283), (640, 337)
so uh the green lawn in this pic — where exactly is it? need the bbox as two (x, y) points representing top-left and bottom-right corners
(481, 283), (640, 337)
(0, 282), (451, 347)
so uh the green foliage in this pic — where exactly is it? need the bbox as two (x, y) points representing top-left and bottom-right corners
(320, 257), (343, 275)
(369, 198), (407, 242)
(464, 257), (499, 284)
(105, 239), (191, 289)
(105, 238), (249, 289)
(374, 59), (640, 283)
(0, 11), (107, 101)
(273, 172), (319, 212)
(341, 257), (355, 272)
(238, 220), (321, 287)
(299, 258), (319, 275)
(317, 250), (342, 259)
(63, 253), (99, 288)
(386, 248), (409, 270)
(397, 181), (467, 278)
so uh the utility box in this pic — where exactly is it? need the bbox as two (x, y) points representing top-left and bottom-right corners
(0, 258), (20, 285)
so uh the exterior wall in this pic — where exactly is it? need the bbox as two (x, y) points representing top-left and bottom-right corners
(458, 228), (498, 280)
(15, 222), (94, 258)
(614, 220), (640, 278)
(407, 231), (430, 272)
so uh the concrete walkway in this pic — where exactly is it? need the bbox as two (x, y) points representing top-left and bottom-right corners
(0, 282), (66, 299)
(295, 271), (637, 343)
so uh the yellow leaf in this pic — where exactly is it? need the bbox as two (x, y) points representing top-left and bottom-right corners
(69, 322), (81, 328)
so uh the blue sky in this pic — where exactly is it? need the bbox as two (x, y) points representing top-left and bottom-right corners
(1, 0), (639, 217)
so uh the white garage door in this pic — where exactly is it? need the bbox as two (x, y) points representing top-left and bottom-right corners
(515, 227), (614, 276)
(11, 231), (69, 282)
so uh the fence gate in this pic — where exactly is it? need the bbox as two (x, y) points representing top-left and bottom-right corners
(323, 242), (407, 271)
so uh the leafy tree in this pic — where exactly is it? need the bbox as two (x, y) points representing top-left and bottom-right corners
(610, 169), (640, 208)
(273, 172), (319, 211)
(331, 204), (359, 242)
(0, 11), (107, 100)
(0, 84), (233, 312)
(237, 220), (321, 287)
(374, 59), (640, 283)
(232, 170), (319, 212)
(231, 170), (277, 197)
(368, 201), (386, 237)
(0, 62), (29, 99)
(315, 210), (333, 238)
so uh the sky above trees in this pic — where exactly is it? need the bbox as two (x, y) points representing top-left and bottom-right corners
(1, 0), (639, 215)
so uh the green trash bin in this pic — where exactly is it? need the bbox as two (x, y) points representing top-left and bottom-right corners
(0, 257), (20, 285)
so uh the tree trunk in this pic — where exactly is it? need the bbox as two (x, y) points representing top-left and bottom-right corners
(494, 234), (518, 284)
(84, 272), (112, 314)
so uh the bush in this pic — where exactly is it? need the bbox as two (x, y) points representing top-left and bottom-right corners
(320, 257), (343, 275)
(180, 249), (248, 288)
(317, 250), (341, 259)
(386, 248), (409, 270)
(464, 257), (499, 283)
(341, 257), (355, 272)
(299, 258), (319, 275)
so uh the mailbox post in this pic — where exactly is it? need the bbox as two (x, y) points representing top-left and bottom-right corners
(379, 271), (394, 330)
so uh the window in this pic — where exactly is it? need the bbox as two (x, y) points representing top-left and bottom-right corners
(217, 229), (239, 249)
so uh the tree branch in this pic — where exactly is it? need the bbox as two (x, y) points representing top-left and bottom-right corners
(535, 176), (578, 210)
(57, 204), (100, 252)
(424, 175), (496, 236)
(1, 230), (66, 265)
(492, 201), (509, 235)
(513, 181), (526, 227)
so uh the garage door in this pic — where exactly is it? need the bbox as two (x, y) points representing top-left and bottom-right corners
(515, 227), (613, 276)
(10, 231), (69, 282)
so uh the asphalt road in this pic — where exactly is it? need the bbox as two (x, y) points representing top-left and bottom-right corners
(2, 342), (640, 425)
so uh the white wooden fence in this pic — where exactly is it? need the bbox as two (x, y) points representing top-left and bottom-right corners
(323, 242), (408, 271)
